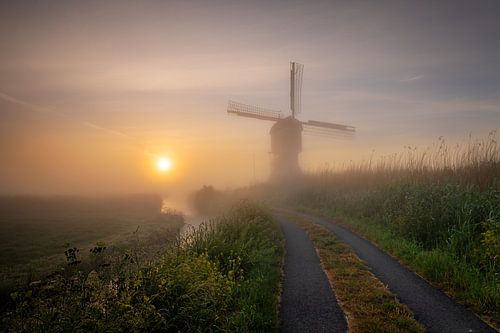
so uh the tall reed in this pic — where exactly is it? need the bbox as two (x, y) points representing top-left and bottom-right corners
(288, 132), (499, 325)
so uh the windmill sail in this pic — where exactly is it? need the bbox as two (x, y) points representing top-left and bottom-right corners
(226, 61), (356, 181)
(304, 119), (355, 132)
(290, 62), (304, 116)
(302, 126), (355, 139)
(302, 119), (355, 138)
(227, 100), (282, 121)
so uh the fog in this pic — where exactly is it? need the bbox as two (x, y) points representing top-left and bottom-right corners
(1, 0), (499, 197)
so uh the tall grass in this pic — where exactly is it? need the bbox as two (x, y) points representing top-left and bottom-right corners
(289, 132), (500, 326)
(1, 202), (283, 332)
(306, 131), (498, 188)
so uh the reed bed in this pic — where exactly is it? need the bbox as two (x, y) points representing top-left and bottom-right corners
(290, 132), (499, 327)
(307, 131), (499, 189)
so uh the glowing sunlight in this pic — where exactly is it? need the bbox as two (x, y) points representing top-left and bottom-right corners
(156, 157), (173, 172)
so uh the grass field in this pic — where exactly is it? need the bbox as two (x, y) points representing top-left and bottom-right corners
(0, 195), (184, 311)
(175, 134), (499, 329)
(1, 201), (284, 332)
(287, 133), (500, 328)
(0, 194), (170, 266)
(2, 133), (497, 331)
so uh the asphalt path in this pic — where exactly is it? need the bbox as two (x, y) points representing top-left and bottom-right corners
(277, 215), (348, 333)
(295, 211), (497, 333)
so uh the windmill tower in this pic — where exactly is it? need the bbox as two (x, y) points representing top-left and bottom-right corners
(227, 62), (355, 181)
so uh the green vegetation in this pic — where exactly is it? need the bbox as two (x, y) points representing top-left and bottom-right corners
(0, 195), (183, 309)
(190, 185), (228, 215)
(1, 202), (283, 332)
(0, 194), (167, 267)
(292, 214), (424, 333)
(288, 133), (500, 329)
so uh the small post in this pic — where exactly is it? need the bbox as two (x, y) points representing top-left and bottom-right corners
(290, 62), (295, 117)
(253, 152), (256, 183)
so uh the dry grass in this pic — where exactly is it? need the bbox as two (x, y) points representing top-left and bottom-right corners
(305, 130), (499, 190)
(292, 214), (424, 333)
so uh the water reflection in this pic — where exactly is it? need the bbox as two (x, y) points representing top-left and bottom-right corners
(161, 198), (205, 237)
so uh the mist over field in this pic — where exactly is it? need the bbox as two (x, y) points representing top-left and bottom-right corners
(1, 0), (499, 198)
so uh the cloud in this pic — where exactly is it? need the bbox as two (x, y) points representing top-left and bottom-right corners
(401, 75), (424, 82)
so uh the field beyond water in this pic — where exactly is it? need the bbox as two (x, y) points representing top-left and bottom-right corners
(0, 195), (184, 303)
(1, 202), (283, 332)
(286, 134), (500, 328)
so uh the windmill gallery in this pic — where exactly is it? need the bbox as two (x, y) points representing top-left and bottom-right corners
(227, 62), (356, 180)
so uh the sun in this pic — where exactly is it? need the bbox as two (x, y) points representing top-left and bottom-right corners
(156, 157), (173, 172)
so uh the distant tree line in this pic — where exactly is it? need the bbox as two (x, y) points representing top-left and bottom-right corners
(190, 185), (229, 215)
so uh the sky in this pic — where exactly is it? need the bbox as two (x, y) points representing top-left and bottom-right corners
(0, 0), (499, 196)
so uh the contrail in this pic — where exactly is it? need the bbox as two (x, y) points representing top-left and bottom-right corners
(0, 91), (54, 115)
(82, 121), (130, 138)
(0, 91), (130, 137)
(0, 91), (157, 157)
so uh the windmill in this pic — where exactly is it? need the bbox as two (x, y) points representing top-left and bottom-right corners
(227, 62), (355, 180)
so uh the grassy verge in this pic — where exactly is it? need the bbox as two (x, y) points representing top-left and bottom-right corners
(299, 204), (499, 331)
(291, 214), (424, 333)
(285, 135), (499, 330)
(1, 202), (284, 332)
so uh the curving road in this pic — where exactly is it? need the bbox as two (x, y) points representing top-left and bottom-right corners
(294, 211), (497, 333)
